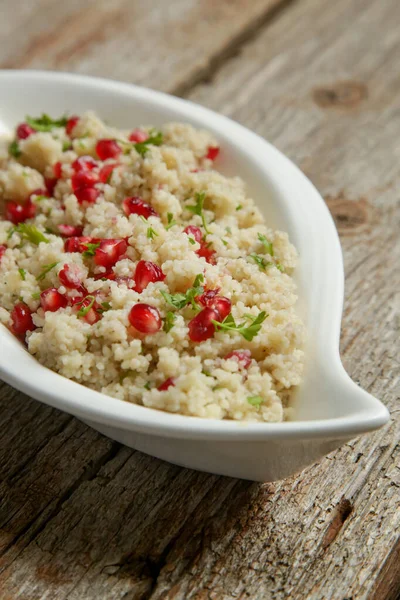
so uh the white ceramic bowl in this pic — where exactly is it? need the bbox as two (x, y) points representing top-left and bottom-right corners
(0, 70), (389, 481)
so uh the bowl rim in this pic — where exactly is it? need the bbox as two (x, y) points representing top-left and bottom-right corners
(0, 69), (390, 441)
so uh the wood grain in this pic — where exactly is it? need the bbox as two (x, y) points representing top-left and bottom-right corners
(0, 0), (399, 598)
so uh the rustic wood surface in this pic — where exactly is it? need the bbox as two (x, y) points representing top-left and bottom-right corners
(0, 0), (399, 598)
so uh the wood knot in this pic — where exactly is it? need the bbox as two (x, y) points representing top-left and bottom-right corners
(325, 192), (370, 234)
(313, 81), (368, 108)
(322, 497), (353, 549)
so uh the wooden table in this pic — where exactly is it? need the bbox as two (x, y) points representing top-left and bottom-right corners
(1, 1), (399, 598)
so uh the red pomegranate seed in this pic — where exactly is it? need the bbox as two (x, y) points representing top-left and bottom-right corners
(66, 116), (79, 136)
(58, 224), (84, 237)
(45, 177), (57, 196)
(10, 302), (36, 336)
(188, 307), (220, 342)
(64, 236), (94, 253)
(134, 260), (166, 293)
(58, 264), (83, 289)
(128, 128), (149, 143)
(6, 201), (27, 224)
(129, 304), (162, 334)
(158, 378), (175, 391)
(224, 349), (252, 369)
(209, 297), (231, 320)
(53, 161), (62, 178)
(205, 146), (220, 161)
(16, 123), (35, 140)
(74, 296), (101, 324)
(0, 245), (6, 262)
(196, 243), (217, 264)
(93, 239), (127, 268)
(71, 170), (99, 191)
(99, 163), (117, 183)
(95, 139), (122, 160)
(122, 196), (158, 218)
(72, 155), (97, 172)
(74, 186), (100, 205)
(183, 225), (202, 243)
(40, 288), (68, 312)
(197, 288), (220, 307)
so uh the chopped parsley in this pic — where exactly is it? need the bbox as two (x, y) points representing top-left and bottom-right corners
(160, 273), (204, 311)
(257, 233), (274, 256)
(82, 242), (100, 257)
(147, 226), (158, 240)
(77, 295), (95, 318)
(247, 395), (263, 408)
(9, 140), (21, 158)
(18, 268), (26, 280)
(165, 212), (177, 230)
(26, 114), (68, 132)
(188, 237), (196, 245)
(8, 224), (49, 245)
(249, 253), (270, 271)
(97, 301), (112, 314)
(140, 215), (148, 224)
(187, 191), (210, 234)
(36, 261), (59, 281)
(144, 382), (151, 390)
(31, 292), (41, 300)
(163, 311), (176, 333)
(134, 131), (163, 157)
(236, 204), (242, 211)
(225, 226), (232, 234)
(212, 311), (268, 342)
(222, 239), (228, 246)
(62, 141), (72, 152)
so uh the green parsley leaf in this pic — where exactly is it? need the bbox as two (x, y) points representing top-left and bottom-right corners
(62, 141), (72, 152)
(160, 273), (204, 311)
(188, 237), (196, 245)
(26, 114), (68, 132)
(193, 274), (204, 287)
(147, 226), (158, 240)
(236, 204), (242, 211)
(36, 261), (59, 281)
(165, 212), (177, 230)
(31, 292), (40, 300)
(249, 253), (270, 271)
(32, 194), (48, 202)
(202, 369), (212, 377)
(163, 311), (176, 333)
(77, 295), (95, 318)
(222, 239), (228, 246)
(9, 140), (21, 158)
(186, 191), (210, 234)
(140, 215), (148, 224)
(9, 224), (49, 245)
(97, 301), (112, 314)
(18, 268), (26, 280)
(212, 311), (268, 342)
(144, 382), (151, 390)
(276, 263), (284, 272)
(257, 233), (274, 256)
(160, 290), (188, 310)
(134, 131), (163, 157)
(82, 242), (100, 257)
(225, 226), (232, 234)
(247, 395), (263, 408)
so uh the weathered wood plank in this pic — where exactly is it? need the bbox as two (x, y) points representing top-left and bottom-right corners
(0, 0), (289, 93)
(0, 0), (399, 598)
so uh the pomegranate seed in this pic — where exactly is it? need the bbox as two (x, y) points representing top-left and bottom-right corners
(10, 302), (36, 336)
(40, 288), (68, 312)
(72, 155), (97, 172)
(58, 224), (84, 237)
(74, 186), (100, 205)
(196, 242), (217, 264)
(128, 129), (149, 143)
(224, 350), (252, 369)
(71, 171), (99, 191)
(66, 116), (79, 136)
(16, 123), (35, 140)
(183, 225), (202, 243)
(197, 288), (220, 307)
(64, 236), (94, 253)
(158, 378), (175, 391)
(74, 296), (101, 324)
(93, 239), (127, 269)
(205, 146), (220, 161)
(128, 304), (162, 334)
(134, 260), (166, 293)
(6, 201), (27, 224)
(58, 264), (83, 289)
(95, 139), (122, 160)
(122, 196), (158, 218)
(209, 296), (231, 320)
(188, 307), (220, 342)
(53, 161), (62, 178)
(45, 177), (57, 196)
(0, 245), (6, 262)
(99, 163), (117, 183)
